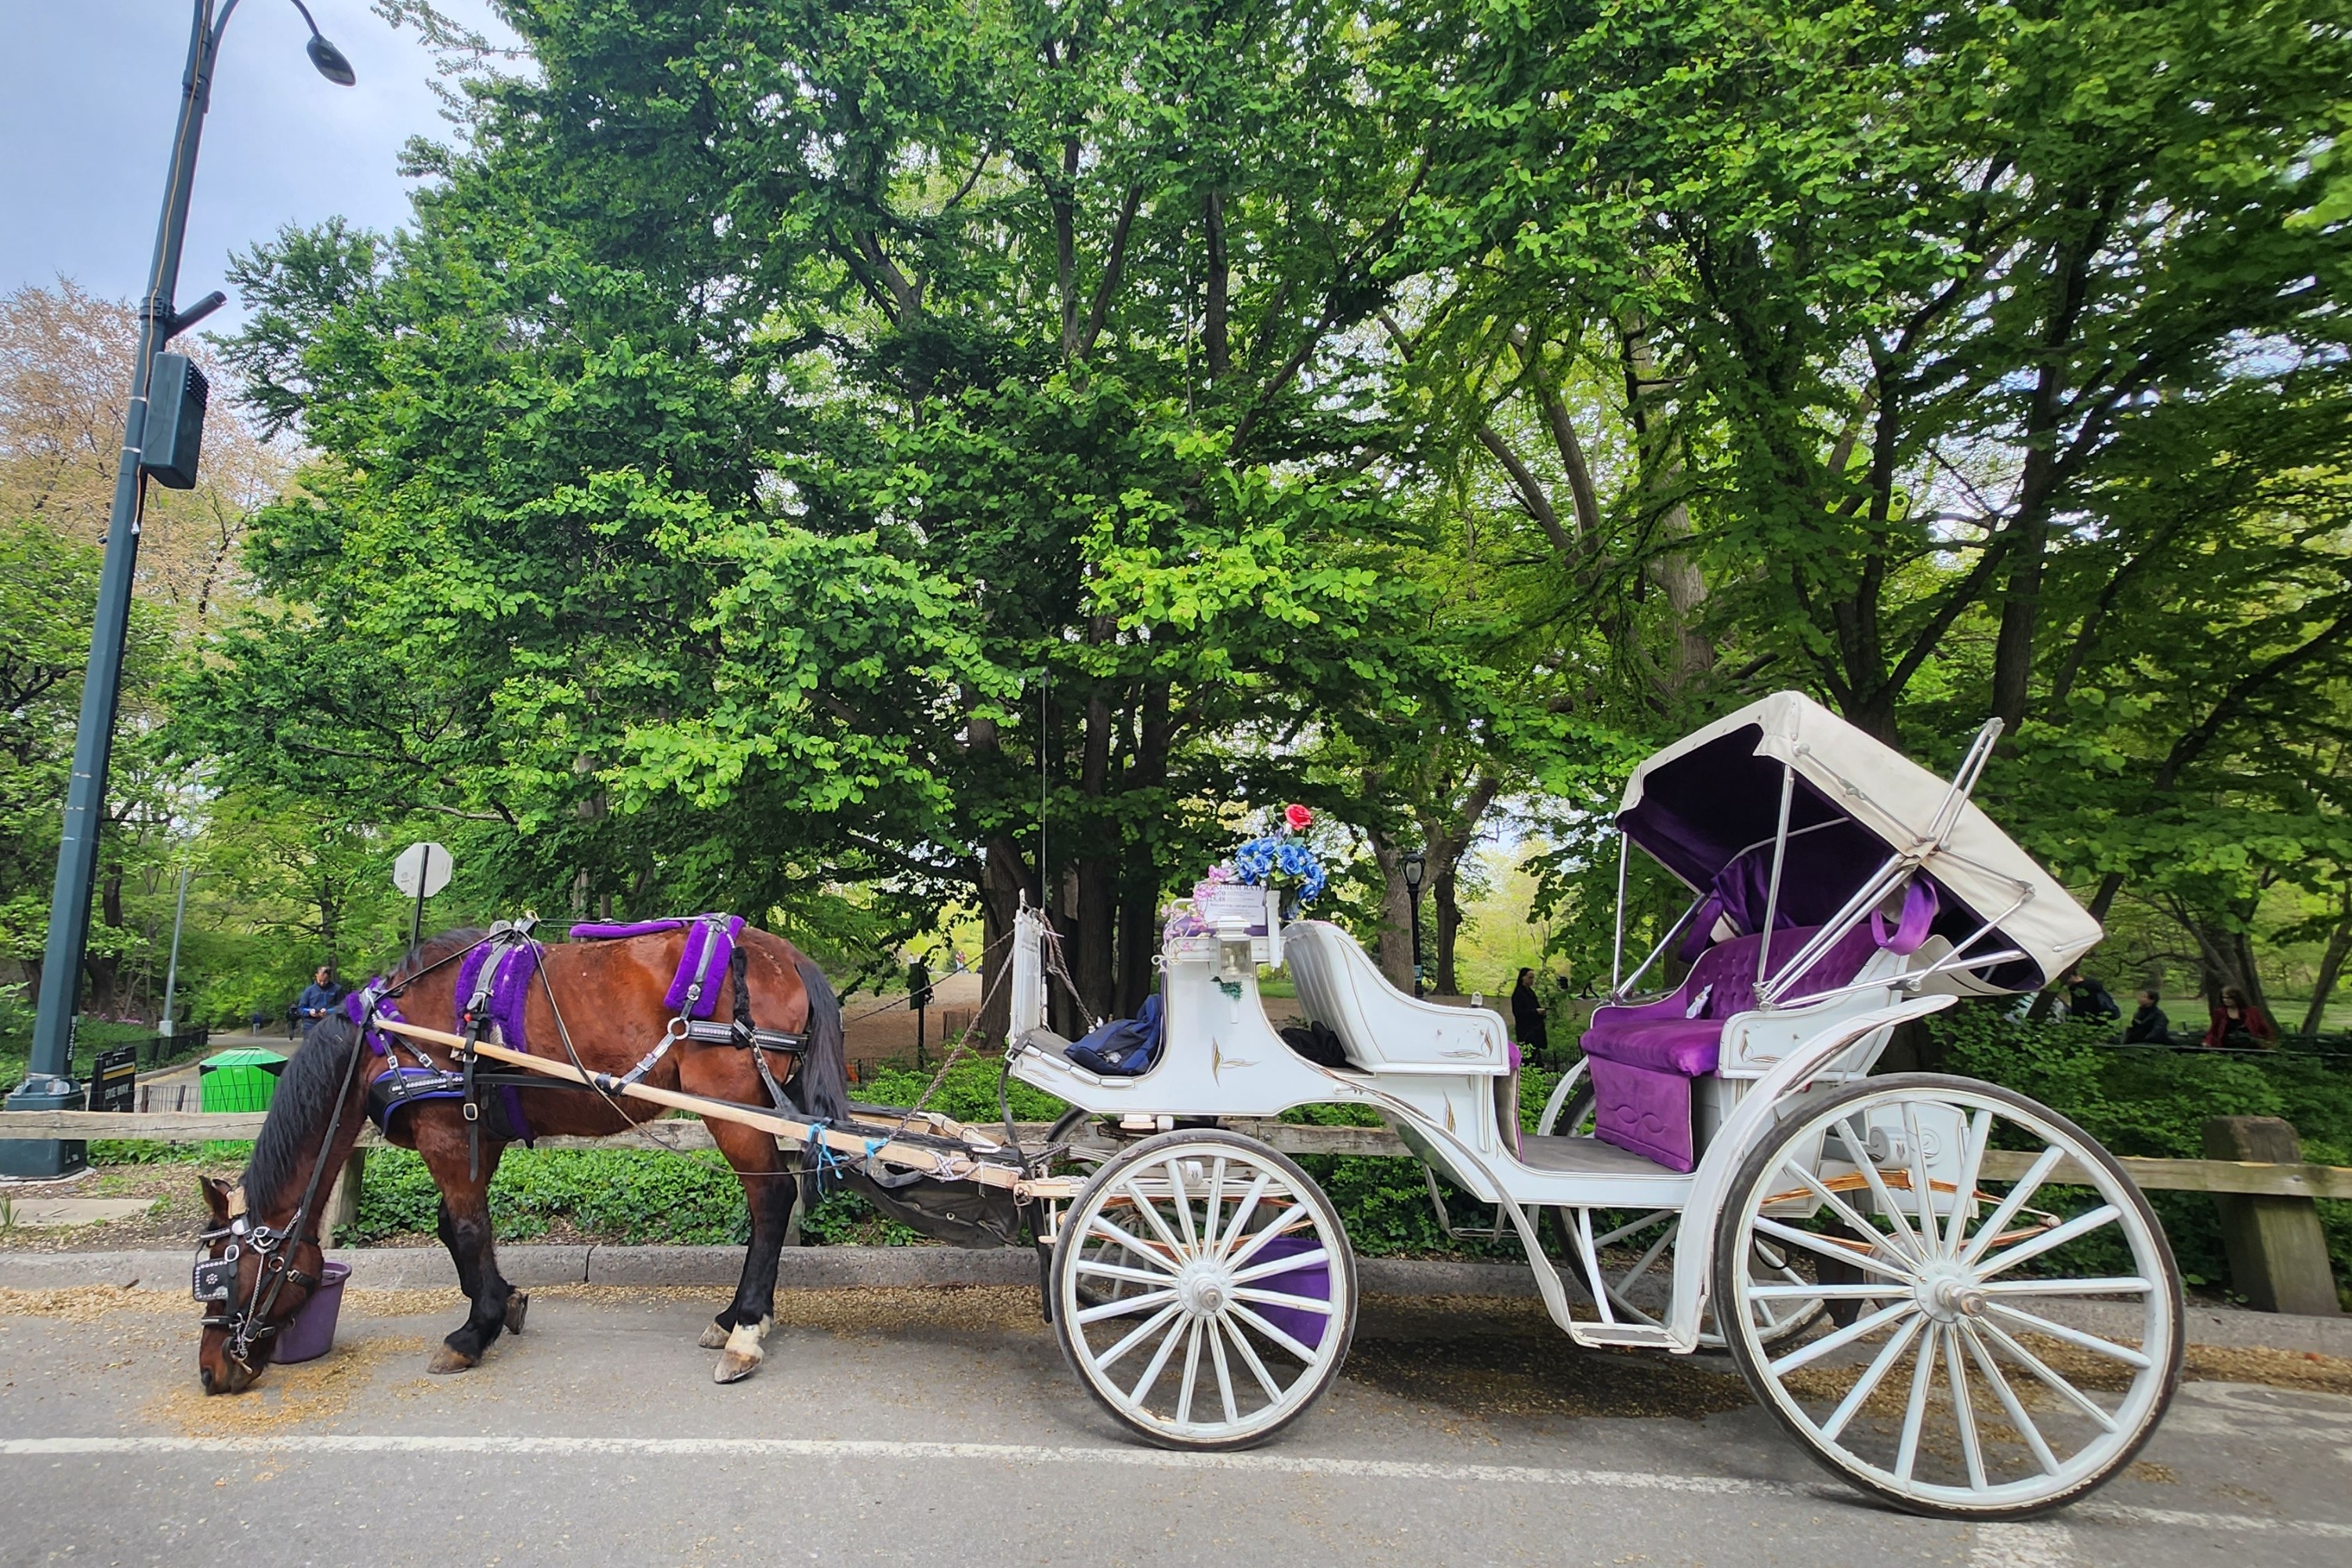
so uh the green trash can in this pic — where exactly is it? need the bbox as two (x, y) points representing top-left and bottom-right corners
(199, 1049), (289, 1113)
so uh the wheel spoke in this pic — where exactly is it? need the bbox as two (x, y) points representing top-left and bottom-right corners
(1769, 1298), (1916, 1376)
(1085, 1214), (1181, 1276)
(1748, 1281), (1907, 1301)
(1203, 1157), (1228, 1258)
(1959, 1320), (2062, 1477)
(1232, 1286), (1334, 1316)
(1215, 1171), (1272, 1256)
(1225, 1204), (1311, 1272)
(1592, 1209), (1679, 1249)
(1123, 1176), (1192, 1259)
(1945, 1109), (1993, 1255)
(1981, 1301), (2153, 1368)
(1207, 1307), (1240, 1425)
(1231, 1247), (1330, 1286)
(1073, 1257), (1180, 1288)
(1841, 1113), (1927, 1261)
(1893, 1314), (1940, 1483)
(1218, 1312), (1285, 1402)
(1820, 1312), (1927, 1442)
(1944, 1326), (1988, 1490)
(1776, 1162), (1907, 1262)
(1093, 1301), (1182, 1374)
(1960, 1145), (2067, 1267)
(1978, 1276), (2151, 1298)
(1174, 1317), (1204, 1425)
(1618, 1216), (1679, 1291)
(1229, 1301), (1323, 1363)
(1167, 1158), (1199, 1250)
(1074, 1288), (1178, 1326)
(1906, 1104), (1940, 1259)
(1976, 1204), (2122, 1279)
(1751, 1217), (1916, 1283)
(1127, 1305), (1192, 1404)
(1971, 1316), (2122, 1432)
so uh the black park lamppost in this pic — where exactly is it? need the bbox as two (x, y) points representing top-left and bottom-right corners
(1401, 849), (1426, 997)
(2, 1), (356, 1180)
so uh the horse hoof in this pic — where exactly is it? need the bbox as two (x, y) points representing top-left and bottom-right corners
(713, 1319), (766, 1383)
(504, 1291), (529, 1336)
(699, 1321), (731, 1350)
(427, 1345), (479, 1375)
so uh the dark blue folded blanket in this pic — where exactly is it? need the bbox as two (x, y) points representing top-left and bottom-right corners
(1065, 993), (1166, 1076)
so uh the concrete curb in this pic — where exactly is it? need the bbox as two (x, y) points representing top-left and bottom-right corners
(4, 1246), (2344, 1356)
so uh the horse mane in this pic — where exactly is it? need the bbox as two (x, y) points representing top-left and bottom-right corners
(241, 1015), (365, 1216)
(242, 927), (487, 1214)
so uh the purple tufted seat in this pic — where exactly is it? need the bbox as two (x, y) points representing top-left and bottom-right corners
(1577, 921), (1886, 1171)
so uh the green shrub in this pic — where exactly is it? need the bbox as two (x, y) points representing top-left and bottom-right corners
(1932, 1005), (2352, 1298)
(347, 1147), (754, 1245)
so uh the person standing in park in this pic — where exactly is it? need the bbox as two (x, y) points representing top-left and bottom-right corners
(2122, 988), (2171, 1044)
(2203, 985), (2278, 1049)
(1510, 967), (1548, 1062)
(293, 964), (343, 1044)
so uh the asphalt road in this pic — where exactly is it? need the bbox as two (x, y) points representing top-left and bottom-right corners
(0, 1284), (2346, 1568)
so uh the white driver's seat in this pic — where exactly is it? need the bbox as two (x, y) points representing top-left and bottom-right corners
(1280, 921), (1511, 1075)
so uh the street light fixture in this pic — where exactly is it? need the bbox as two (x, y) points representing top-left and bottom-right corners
(1401, 849), (1426, 997)
(2, 2), (357, 1180)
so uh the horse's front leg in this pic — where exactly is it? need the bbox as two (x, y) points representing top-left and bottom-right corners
(702, 1119), (797, 1383)
(416, 1116), (520, 1374)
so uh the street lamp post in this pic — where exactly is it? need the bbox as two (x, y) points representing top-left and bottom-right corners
(2, 1), (355, 1180)
(1401, 849), (1426, 997)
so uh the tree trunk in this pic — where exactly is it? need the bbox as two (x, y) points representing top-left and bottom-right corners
(1073, 678), (1117, 1022)
(2300, 906), (2352, 1036)
(1203, 191), (1229, 381)
(1433, 858), (1463, 995)
(1367, 832), (1415, 990)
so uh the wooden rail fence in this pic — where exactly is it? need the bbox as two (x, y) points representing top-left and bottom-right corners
(2, 1109), (2347, 1199)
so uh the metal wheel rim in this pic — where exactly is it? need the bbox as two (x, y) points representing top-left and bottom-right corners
(1723, 1077), (2180, 1515)
(1057, 1133), (1352, 1446)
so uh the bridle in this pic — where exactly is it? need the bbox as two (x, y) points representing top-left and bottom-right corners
(193, 994), (371, 1370)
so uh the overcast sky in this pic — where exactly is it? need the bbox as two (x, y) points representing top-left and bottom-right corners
(2, 2), (517, 329)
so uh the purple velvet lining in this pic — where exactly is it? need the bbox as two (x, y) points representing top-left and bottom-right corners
(455, 942), (539, 1048)
(1244, 1235), (1330, 1350)
(569, 918), (688, 940)
(1588, 1058), (1697, 1171)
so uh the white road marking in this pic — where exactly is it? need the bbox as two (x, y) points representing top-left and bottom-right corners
(5, 1434), (2350, 1538)
(1973, 1521), (2074, 1566)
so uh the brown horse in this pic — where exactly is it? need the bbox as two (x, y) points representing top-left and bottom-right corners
(194, 923), (847, 1394)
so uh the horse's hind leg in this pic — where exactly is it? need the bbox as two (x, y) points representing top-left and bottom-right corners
(417, 1123), (519, 1374)
(705, 1120), (796, 1383)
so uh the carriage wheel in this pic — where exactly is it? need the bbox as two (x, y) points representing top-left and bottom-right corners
(1537, 1070), (1820, 1350)
(1051, 1128), (1356, 1451)
(1715, 1073), (2182, 1519)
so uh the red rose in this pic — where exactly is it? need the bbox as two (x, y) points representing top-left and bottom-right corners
(1283, 803), (1314, 833)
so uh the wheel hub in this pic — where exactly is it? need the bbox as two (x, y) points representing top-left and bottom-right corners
(1914, 1261), (1987, 1323)
(1175, 1260), (1234, 1319)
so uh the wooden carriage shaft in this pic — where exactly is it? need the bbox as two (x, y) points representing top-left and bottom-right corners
(370, 1017), (1076, 1199)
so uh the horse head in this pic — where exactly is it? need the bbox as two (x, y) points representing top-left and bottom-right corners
(192, 1014), (369, 1394)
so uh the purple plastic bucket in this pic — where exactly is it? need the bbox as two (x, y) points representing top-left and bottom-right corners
(274, 1260), (350, 1364)
(1243, 1235), (1330, 1352)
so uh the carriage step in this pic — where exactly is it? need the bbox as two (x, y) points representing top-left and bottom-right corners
(1566, 1323), (1677, 1349)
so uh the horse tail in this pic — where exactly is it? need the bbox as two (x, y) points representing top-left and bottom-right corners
(789, 956), (850, 1125)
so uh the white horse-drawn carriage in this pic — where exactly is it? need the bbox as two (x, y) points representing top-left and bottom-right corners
(1007, 692), (2181, 1518)
(352, 691), (2177, 1518)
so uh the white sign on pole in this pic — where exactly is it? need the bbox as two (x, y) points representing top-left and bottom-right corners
(392, 841), (454, 899)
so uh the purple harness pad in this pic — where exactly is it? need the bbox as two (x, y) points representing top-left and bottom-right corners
(455, 941), (539, 1047)
(665, 916), (744, 1019)
(568, 918), (688, 940)
(567, 913), (744, 1022)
